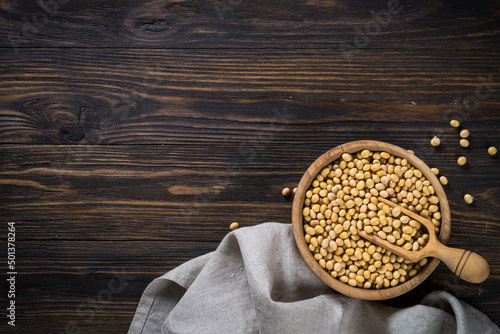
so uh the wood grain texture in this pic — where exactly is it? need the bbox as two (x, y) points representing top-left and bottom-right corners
(2, 144), (499, 240)
(0, 49), (500, 144)
(1, 48), (499, 102)
(1, 0), (500, 332)
(1, 0), (499, 49)
(291, 140), (449, 300)
(14, 240), (218, 333)
(1, 46), (498, 144)
(1, 143), (499, 331)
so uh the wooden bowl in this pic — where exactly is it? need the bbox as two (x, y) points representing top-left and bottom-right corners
(292, 140), (451, 300)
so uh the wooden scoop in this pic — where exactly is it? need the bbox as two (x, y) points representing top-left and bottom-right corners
(358, 197), (489, 283)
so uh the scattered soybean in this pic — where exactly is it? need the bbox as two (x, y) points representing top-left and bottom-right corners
(431, 136), (441, 147)
(464, 194), (474, 205)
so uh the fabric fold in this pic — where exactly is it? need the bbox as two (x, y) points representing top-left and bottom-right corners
(128, 222), (499, 334)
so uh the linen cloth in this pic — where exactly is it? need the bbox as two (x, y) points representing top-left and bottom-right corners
(128, 222), (499, 334)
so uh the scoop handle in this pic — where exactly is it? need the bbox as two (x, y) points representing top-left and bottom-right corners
(432, 244), (490, 283)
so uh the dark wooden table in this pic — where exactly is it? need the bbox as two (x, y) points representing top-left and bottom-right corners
(1, 0), (499, 332)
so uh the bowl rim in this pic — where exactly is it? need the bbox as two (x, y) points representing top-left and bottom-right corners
(292, 140), (451, 300)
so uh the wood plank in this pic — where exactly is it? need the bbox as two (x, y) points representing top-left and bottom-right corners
(3, 143), (499, 329)
(18, 240), (217, 275)
(8, 238), (500, 332)
(2, 0), (499, 331)
(2, 145), (499, 241)
(12, 240), (219, 333)
(1, 47), (499, 144)
(2, 99), (500, 145)
(1, 0), (499, 49)
(12, 241), (500, 332)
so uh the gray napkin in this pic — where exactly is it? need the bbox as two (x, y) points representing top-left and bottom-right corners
(128, 222), (499, 334)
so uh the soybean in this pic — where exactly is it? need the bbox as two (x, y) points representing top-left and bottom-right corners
(430, 136), (441, 147)
(439, 176), (448, 185)
(302, 149), (440, 291)
(464, 194), (474, 204)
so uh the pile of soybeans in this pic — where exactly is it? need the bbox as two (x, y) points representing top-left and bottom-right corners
(302, 149), (441, 289)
